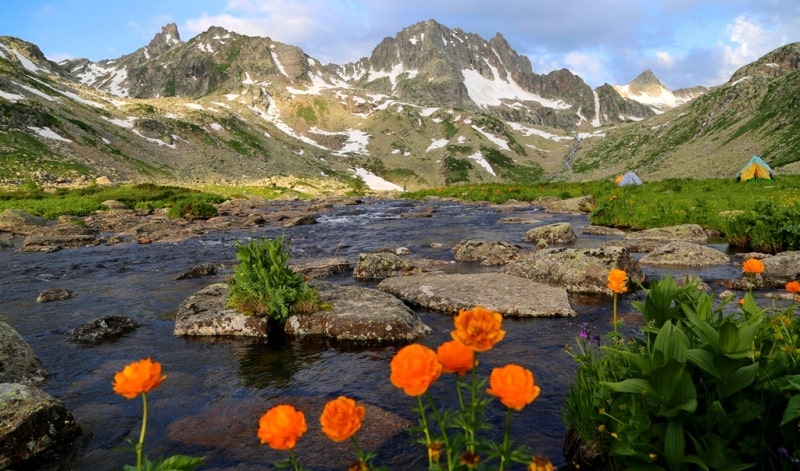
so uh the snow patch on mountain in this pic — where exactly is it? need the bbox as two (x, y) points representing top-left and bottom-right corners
(461, 65), (570, 110)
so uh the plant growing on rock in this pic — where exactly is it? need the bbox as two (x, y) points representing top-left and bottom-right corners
(227, 236), (321, 326)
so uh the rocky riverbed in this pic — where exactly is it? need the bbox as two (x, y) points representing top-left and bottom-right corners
(2, 195), (799, 469)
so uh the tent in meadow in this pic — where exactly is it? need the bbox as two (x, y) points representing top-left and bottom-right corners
(736, 155), (773, 182)
(618, 172), (643, 186)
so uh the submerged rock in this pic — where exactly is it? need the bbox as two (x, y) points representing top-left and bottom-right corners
(68, 316), (139, 345)
(36, 288), (76, 303)
(378, 273), (576, 317)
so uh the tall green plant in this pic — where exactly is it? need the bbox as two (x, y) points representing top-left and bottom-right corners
(227, 236), (320, 325)
(564, 276), (800, 470)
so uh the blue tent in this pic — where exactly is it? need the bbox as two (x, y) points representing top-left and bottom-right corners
(618, 172), (642, 186)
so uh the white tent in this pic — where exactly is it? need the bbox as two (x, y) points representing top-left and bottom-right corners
(618, 172), (642, 186)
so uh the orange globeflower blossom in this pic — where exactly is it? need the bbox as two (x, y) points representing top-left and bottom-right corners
(607, 269), (628, 294)
(258, 404), (308, 450)
(320, 396), (365, 442)
(112, 358), (167, 399)
(390, 344), (443, 396)
(786, 280), (800, 294)
(437, 340), (476, 375)
(451, 306), (506, 352)
(743, 258), (765, 274)
(486, 364), (541, 411)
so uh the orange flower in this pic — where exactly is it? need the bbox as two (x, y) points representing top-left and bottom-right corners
(738, 298), (745, 305)
(437, 340), (475, 375)
(390, 344), (442, 396)
(112, 358), (167, 399)
(529, 455), (556, 471)
(486, 364), (540, 411)
(743, 258), (765, 274)
(258, 404), (307, 450)
(320, 396), (365, 442)
(451, 306), (506, 352)
(607, 269), (628, 294)
(786, 280), (800, 294)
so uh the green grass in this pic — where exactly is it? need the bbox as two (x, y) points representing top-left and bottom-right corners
(0, 183), (228, 219)
(403, 176), (800, 236)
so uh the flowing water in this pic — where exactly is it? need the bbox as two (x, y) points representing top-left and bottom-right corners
(0, 198), (744, 470)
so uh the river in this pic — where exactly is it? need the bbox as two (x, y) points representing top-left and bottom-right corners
(0, 198), (742, 470)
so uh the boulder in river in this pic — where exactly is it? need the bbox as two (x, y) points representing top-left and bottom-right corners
(0, 383), (82, 470)
(174, 282), (431, 342)
(501, 246), (644, 295)
(523, 222), (577, 245)
(378, 272), (576, 317)
(639, 241), (730, 266)
(623, 223), (709, 244)
(0, 319), (48, 386)
(452, 240), (521, 265)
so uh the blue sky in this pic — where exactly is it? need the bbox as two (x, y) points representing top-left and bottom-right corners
(1, 0), (797, 90)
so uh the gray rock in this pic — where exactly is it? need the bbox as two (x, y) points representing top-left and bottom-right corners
(541, 195), (595, 214)
(20, 224), (98, 253)
(0, 383), (82, 470)
(100, 199), (129, 210)
(501, 246), (644, 295)
(623, 223), (708, 244)
(523, 222), (577, 245)
(378, 273), (576, 317)
(36, 288), (76, 303)
(174, 282), (431, 342)
(0, 319), (48, 386)
(452, 240), (520, 265)
(281, 215), (318, 227)
(582, 225), (626, 237)
(286, 282), (431, 341)
(68, 316), (139, 345)
(600, 239), (665, 253)
(290, 257), (351, 280)
(639, 241), (730, 266)
(724, 251), (800, 290)
(0, 236), (12, 251)
(0, 209), (46, 234)
(353, 252), (424, 280)
(174, 263), (218, 280)
(174, 283), (270, 339)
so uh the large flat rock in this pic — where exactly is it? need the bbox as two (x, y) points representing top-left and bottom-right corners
(378, 273), (576, 317)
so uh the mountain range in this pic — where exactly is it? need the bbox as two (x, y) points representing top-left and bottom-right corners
(1, 19), (798, 190)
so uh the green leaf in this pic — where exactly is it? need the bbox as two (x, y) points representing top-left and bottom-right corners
(664, 420), (685, 465)
(781, 395), (800, 426)
(603, 378), (656, 398)
(720, 363), (758, 399)
(687, 348), (721, 379)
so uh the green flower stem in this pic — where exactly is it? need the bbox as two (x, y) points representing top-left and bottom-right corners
(497, 408), (513, 471)
(137, 392), (148, 471)
(426, 393), (454, 471)
(466, 364), (479, 453)
(289, 448), (301, 471)
(612, 292), (619, 339)
(416, 395), (435, 469)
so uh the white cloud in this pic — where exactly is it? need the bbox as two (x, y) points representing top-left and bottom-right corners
(655, 51), (674, 67)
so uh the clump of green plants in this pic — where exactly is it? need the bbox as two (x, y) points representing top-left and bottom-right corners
(563, 276), (800, 470)
(167, 195), (219, 220)
(227, 236), (321, 326)
(719, 200), (800, 253)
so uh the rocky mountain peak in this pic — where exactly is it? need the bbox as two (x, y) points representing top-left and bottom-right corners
(146, 23), (183, 57)
(627, 69), (666, 96)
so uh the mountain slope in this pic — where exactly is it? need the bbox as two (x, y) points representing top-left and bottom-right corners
(613, 69), (707, 112)
(1, 23), (798, 191)
(565, 42), (800, 181)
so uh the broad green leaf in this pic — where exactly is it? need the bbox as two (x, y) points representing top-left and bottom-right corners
(687, 348), (721, 379)
(603, 378), (656, 398)
(664, 420), (685, 465)
(781, 395), (800, 426)
(720, 363), (759, 399)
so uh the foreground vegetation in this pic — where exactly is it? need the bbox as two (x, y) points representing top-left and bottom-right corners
(564, 275), (800, 470)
